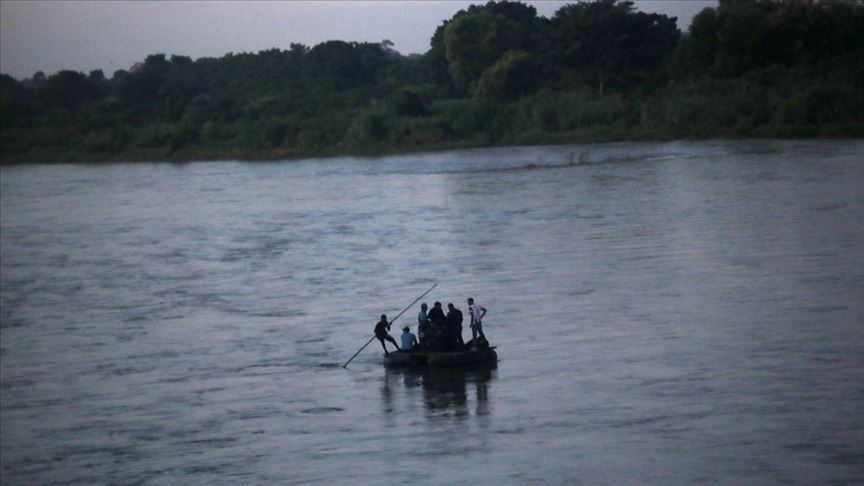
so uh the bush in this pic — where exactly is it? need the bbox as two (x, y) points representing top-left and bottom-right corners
(81, 126), (130, 154)
(135, 122), (197, 151)
(391, 89), (428, 116)
(346, 111), (391, 146)
(389, 116), (453, 145)
(437, 98), (497, 138)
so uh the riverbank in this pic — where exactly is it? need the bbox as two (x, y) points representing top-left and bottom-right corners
(4, 72), (862, 165)
(3, 125), (860, 165)
(3, 1), (861, 165)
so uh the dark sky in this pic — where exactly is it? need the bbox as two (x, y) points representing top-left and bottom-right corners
(0, 1), (716, 79)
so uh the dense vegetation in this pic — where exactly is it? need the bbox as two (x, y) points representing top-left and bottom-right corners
(1, 0), (862, 163)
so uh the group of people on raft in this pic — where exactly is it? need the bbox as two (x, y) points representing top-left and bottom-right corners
(374, 298), (488, 355)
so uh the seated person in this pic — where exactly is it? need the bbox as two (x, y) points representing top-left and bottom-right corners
(400, 326), (418, 352)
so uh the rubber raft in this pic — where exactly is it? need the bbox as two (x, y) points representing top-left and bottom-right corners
(383, 347), (498, 368)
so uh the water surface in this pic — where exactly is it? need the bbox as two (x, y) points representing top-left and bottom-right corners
(2, 140), (863, 484)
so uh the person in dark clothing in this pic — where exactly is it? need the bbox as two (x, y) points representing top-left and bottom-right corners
(446, 303), (465, 350)
(427, 301), (446, 324)
(374, 314), (400, 355)
(425, 302), (447, 352)
(463, 336), (489, 350)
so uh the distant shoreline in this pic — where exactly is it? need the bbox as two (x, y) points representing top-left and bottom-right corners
(3, 131), (861, 166)
(3, 1), (862, 166)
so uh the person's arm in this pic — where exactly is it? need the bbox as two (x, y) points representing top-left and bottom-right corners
(479, 307), (487, 319)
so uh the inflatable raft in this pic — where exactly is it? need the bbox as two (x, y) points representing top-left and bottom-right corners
(383, 347), (498, 368)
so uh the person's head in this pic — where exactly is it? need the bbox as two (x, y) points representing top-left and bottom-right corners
(434, 301), (442, 308)
(467, 297), (474, 305)
(421, 303), (428, 311)
(380, 314), (387, 321)
(402, 326), (410, 333)
(448, 303), (455, 311)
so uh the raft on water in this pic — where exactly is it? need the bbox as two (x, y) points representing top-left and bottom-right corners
(383, 347), (498, 368)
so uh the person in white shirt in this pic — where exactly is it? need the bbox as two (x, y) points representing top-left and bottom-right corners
(467, 297), (487, 345)
(400, 326), (418, 352)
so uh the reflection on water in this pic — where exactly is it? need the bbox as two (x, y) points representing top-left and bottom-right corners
(382, 366), (496, 419)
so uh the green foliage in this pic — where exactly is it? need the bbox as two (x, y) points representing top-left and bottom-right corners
(134, 122), (198, 152)
(42, 70), (103, 110)
(346, 112), (391, 146)
(548, 0), (679, 93)
(475, 50), (539, 101)
(391, 89), (429, 116)
(308, 41), (395, 89)
(675, 0), (864, 78)
(437, 98), (498, 139)
(116, 54), (172, 105)
(390, 116), (453, 146)
(1, 0), (862, 163)
(81, 126), (131, 154)
(1, 74), (38, 127)
(439, 1), (542, 93)
(775, 82), (864, 129)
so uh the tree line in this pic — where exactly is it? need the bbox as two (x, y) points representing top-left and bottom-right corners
(1, 0), (862, 163)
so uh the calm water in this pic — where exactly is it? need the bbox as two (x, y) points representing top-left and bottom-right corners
(1, 140), (863, 484)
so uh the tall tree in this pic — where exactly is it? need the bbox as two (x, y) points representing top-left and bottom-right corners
(0, 74), (37, 127)
(549, 0), (679, 93)
(676, 0), (864, 78)
(475, 50), (539, 101)
(307, 41), (395, 90)
(41, 70), (103, 110)
(432, 1), (542, 93)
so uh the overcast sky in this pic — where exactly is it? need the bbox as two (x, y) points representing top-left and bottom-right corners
(0, 1), (716, 80)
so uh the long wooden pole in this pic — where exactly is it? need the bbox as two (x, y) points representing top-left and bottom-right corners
(342, 283), (437, 368)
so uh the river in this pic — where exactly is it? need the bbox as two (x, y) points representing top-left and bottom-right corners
(1, 140), (863, 484)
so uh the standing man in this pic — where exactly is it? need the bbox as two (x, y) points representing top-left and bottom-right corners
(426, 302), (446, 351)
(446, 303), (465, 350)
(417, 303), (429, 348)
(418, 302), (429, 324)
(467, 297), (487, 346)
(427, 301), (446, 324)
(374, 314), (401, 355)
